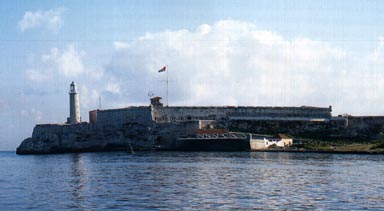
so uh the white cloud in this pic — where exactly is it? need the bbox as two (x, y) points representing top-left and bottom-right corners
(113, 41), (130, 50)
(44, 45), (85, 77)
(89, 66), (105, 80)
(22, 20), (384, 116)
(18, 8), (65, 32)
(99, 20), (384, 115)
(370, 36), (384, 63)
(105, 20), (344, 105)
(26, 44), (85, 81)
(105, 80), (121, 95)
(197, 24), (211, 35)
(79, 85), (101, 109)
(20, 108), (43, 123)
(23, 44), (110, 112)
(25, 68), (51, 81)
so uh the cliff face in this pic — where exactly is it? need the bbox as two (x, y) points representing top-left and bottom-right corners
(16, 123), (155, 154)
(17, 107), (156, 155)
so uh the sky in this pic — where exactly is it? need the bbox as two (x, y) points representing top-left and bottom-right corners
(1, 0), (384, 150)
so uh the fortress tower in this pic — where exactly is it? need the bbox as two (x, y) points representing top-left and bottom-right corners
(67, 81), (81, 124)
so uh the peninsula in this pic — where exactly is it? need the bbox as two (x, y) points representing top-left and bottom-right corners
(16, 82), (384, 154)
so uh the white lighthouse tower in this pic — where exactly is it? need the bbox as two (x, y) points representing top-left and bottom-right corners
(67, 81), (81, 124)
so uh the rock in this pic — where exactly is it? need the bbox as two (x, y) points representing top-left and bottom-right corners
(16, 122), (156, 155)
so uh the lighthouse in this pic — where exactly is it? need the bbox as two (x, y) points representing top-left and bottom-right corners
(67, 81), (81, 124)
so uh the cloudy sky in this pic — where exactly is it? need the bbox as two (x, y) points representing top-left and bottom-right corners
(1, 0), (384, 150)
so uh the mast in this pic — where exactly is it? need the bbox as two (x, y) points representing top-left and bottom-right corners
(158, 65), (169, 106)
(166, 66), (169, 107)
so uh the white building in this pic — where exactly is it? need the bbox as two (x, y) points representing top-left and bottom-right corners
(250, 134), (293, 150)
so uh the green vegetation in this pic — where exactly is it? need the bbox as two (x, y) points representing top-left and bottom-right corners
(267, 144), (279, 149)
(294, 138), (384, 153)
(232, 130), (384, 153)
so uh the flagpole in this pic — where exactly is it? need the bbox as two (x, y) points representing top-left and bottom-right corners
(166, 65), (169, 107)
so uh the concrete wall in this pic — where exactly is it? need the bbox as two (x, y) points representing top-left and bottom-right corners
(250, 136), (292, 150)
(250, 139), (267, 150)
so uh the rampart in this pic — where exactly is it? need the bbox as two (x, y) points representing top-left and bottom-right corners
(151, 106), (332, 123)
(90, 106), (152, 126)
(343, 116), (384, 140)
(151, 105), (384, 141)
(17, 106), (155, 154)
(17, 102), (384, 154)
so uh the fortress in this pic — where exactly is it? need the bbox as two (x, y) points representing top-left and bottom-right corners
(89, 97), (332, 125)
(16, 82), (384, 154)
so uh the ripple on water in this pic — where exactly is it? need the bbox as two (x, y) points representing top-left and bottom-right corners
(0, 151), (384, 210)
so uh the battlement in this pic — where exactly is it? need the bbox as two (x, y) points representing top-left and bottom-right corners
(87, 99), (332, 128)
(151, 105), (332, 123)
(89, 106), (152, 126)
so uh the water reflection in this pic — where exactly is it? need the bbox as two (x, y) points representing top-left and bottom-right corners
(1, 152), (384, 210)
(69, 153), (87, 210)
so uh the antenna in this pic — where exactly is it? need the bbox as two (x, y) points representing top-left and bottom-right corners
(148, 91), (154, 99)
(99, 96), (101, 109)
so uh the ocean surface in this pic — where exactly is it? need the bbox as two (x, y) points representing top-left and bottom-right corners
(0, 151), (384, 210)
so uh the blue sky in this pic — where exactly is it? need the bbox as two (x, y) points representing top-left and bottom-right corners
(2, 0), (384, 150)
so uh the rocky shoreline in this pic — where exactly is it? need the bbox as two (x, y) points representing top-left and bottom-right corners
(17, 126), (384, 155)
(16, 98), (384, 155)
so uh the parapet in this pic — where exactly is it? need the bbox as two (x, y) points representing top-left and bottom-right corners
(151, 105), (332, 123)
(88, 106), (153, 126)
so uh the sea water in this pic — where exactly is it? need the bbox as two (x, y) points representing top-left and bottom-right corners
(0, 151), (383, 210)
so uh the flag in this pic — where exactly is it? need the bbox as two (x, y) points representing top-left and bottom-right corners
(158, 66), (166, 72)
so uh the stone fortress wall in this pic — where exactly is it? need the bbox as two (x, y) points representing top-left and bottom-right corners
(147, 101), (384, 141)
(87, 105), (333, 126)
(29, 102), (384, 145)
(86, 103), (384, 143)
(90, 106), (152, 126)
(17, 106), (155, 154)
(16, 81), (384, 154)
(17, 96), (384, 154)
(151, 105), (332, 123)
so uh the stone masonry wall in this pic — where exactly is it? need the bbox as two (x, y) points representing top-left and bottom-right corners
(229, 116), (384, 141)
(17, 107), (155, 154)
(95, 106), (152, 126)
(152, 106), (332, 123)
(344, 116), (384, 140)
(17, 104), (384, 154)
